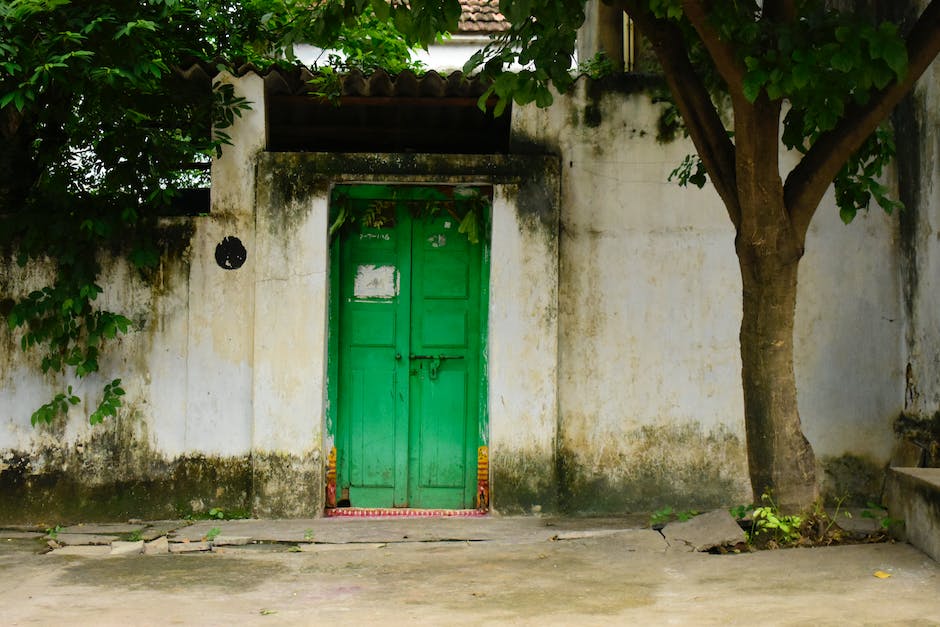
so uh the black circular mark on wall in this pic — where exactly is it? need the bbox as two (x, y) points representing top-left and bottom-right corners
(215, 236), (247, 270)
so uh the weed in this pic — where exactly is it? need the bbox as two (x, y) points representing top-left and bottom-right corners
(45, 525), (63, 540)
(126, 529), (143, 542)
(861, 502), (903, 530)
(749, 492), (803, 547)
(303, 529), (315, 541)
(650, 506), (674, 526)
(208, 507), (225, 520)
(649, 506), (700, 527)
(205, 526), (221, 542)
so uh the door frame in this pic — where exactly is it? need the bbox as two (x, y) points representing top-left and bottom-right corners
(325, 183), (492, 510)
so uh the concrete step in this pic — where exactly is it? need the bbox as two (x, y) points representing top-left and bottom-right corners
(885, 467), (940, 562)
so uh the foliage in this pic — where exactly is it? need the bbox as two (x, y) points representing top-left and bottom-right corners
(307, 6), (429, 103)
(861, 502), (903, 531)
(577, 51), (618, 79)
(649, 506), (699, 526)
(750, 492), (804, 546)
(0, 0), (274, 424)
(204, 526), (221, 541)
(0, 0), (438, 427)
(329, 187), (491, 245)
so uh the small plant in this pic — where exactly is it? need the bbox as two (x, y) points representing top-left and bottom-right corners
(861, 502), (903, 530)
(303, 529), (315, 541)
(577, 51), (618, 79)
(208, 507), (226, 520)
(204, 526), (221, 542)
(749, 492), (803, 547)
(650, 506), (674, 526)
(649, 506), (699, 527)
(45, 525), (63, 540)
(126, 529), (143, 542)
(729, 504), (750, 520)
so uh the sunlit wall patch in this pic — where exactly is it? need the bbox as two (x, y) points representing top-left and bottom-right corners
(353, 264), (399, 300)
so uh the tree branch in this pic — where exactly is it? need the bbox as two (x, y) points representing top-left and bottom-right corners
(618, 0), (741, 229)
(786, 0), (940, 239)
(681, 0), (746, 96)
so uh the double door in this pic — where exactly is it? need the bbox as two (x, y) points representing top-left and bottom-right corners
(332, 186), (486, 509)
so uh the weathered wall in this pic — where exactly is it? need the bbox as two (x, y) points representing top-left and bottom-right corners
(897, 2), (940, 433)
(513, 77), (904, 511)
(0, 73), (271, 522)
(0, 68), (920, 520)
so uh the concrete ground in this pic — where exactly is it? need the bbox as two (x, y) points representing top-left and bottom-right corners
(1, 516), (939, 626)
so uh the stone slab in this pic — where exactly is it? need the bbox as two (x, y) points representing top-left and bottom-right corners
(662, 509), (746, 552)
(110, 541), (144, 556)
(169, 541), (211, 553)
(297, 542), (388, 553)
(60, 523), (147, 535)
(144, 537), (169, 555)
(140, 521), (189, 541)
(211, 535), (252, 546)
(552, 528), (667, 551)
(0, 530), (44, 539)
(53, 533), (121, 546)
(47, 545), (111, 557)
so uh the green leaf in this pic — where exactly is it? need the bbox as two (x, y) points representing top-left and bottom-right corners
(881, 39), (908, 78)
(742, 69), (767, 103)
(840, 205), (857, 224)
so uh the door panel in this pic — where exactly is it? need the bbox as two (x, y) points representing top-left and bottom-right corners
(335, 187), (485, 509)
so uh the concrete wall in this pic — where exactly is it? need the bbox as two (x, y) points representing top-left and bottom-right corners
(513, 77), (904, 510)
(898, 8), (940, 424)
(0, 70), (916, 520)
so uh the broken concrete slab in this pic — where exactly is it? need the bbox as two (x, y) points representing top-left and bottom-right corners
(110, 541), (144, 556)
(60, 523), (146, 535)
(169, 541), (211, 553)
(53, 533), (121, 546)
(140, 521), (189, 541)
(297, 542), (388, 553)
(211, 535), (252, 546)
(552, 528), (668, 551)
(47, 545), (111, 557)
(144, 536), (169, 555)
(0, 530), (44, 539)
(662, 509), (746, 552)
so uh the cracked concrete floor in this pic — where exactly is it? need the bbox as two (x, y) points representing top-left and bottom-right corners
(1, 517), (939, 626)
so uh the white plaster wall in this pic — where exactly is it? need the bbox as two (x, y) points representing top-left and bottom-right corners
(515, 78), (904, 502)
(515, 84), (746, 482)
(796, 191), (903, 461)
(184, 72), (265, 455)
(901, 28), (940, 419)
(252, 182), (329, 458)
(487, 183), (559, 481)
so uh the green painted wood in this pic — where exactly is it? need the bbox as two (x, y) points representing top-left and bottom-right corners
(409, 209), (482, 508)
(332, 186), (487, 509)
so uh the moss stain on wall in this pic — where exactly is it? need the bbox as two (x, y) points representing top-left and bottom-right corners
(557, 421), (749, 514)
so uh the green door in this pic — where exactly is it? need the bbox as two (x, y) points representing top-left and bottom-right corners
(331, 186), (487, 509)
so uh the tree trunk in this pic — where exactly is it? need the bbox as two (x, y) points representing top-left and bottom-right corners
(737, 244), (818, 511)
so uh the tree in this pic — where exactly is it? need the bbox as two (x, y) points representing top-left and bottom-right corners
(459, 0), (940, 509)
(285, 0), (939, 509)
(0, 0), (432, 424)
(5, 0), (938, 511)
